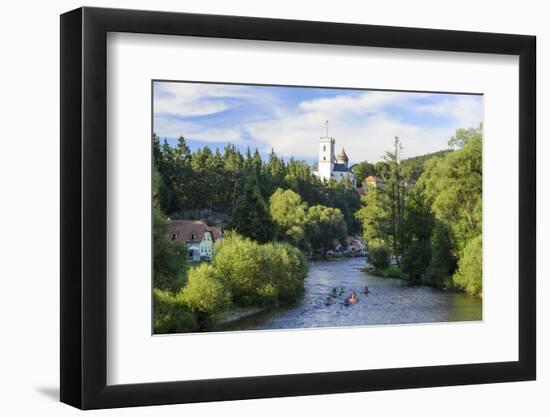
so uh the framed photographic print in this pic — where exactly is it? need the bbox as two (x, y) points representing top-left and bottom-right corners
(60, 6), (536, 409)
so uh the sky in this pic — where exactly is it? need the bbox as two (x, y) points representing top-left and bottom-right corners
(153, 81), (483, 164)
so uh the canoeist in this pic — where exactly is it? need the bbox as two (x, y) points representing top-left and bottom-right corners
(346, 292), (358, 305)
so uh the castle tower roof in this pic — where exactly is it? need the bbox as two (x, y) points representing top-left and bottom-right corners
(336, 148), (349, 163)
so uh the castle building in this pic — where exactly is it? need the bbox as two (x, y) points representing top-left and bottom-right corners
(312, 125), (356, 185)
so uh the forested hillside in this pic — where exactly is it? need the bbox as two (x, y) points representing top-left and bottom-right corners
(153, 134), (361, 239)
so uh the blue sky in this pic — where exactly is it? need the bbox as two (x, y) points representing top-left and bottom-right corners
(153, 81), (483, 164)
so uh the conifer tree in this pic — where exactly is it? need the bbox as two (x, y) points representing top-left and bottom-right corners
(231, 173), (273, 243)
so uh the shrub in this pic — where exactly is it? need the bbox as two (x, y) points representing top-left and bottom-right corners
(266, 242), (308, 303)
(153, 288), (198, 334)
(453, 235), (482, 296)
(180, 264), (231, 316)
(212, 232), (308, 306)
(256, 283), (279, 307)
(367, 239), (390, 269)
(212, 232), (269, 303)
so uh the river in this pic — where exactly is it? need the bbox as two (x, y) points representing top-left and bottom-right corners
(215, 257), (482, 332)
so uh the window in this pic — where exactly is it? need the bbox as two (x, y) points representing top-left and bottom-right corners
(191, 233), (196, 240)
(323, 156), (326, 161)
(171, 234), (177, 240)
(323, 145), (326, 151)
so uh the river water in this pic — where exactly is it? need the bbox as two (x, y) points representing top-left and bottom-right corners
(216, 257), (482, 332)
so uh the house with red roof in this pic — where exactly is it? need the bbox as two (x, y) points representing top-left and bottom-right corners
(167, 220), (222, 261)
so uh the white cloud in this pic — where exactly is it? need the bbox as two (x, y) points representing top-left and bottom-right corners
(154, 116), (244, 144)
(298, 90), (418, 115)
(416, 95), (483, 130)
(246, 112), (454, 163)
(245, 92), (481, 162)
(154, 82), (271, 117)
(154, 83), (483, 163)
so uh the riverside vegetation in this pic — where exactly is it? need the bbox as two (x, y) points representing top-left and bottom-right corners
(152, 125), (483, 333)
(356, 125), (483, 295)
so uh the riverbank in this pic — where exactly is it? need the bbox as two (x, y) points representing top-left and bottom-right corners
(363, 265), (408, 279)
(363, 264), (466, 293)
(210, 306), (269, 327)
(310, 253), (366, 261)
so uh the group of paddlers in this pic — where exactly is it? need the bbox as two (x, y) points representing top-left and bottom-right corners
(325, 286), (370, 306)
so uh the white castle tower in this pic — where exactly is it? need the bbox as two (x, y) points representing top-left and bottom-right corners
(313, 121), (356, 185)
(317, 121), (335, 181)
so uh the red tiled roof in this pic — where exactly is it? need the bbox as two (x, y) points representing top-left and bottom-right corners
(208, 226), (222, 241)
(167, 220), (222, 243)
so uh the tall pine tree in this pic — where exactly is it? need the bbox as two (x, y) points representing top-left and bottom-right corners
(231, 172), (273, 243)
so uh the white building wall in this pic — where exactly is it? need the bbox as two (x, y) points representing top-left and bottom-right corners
(317, 137), (334, 182)
(332, 170), (356, 186)
(199, 232), (213, 258)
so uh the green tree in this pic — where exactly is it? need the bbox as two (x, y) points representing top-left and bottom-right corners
(231, 173), (273, 243)
(367, 238), (390, 269)
(153, 289), (198, 333)
(401, 190), (433, 282)
(152, 168), (186, 291)
(285, 159), (324, 206)
(180, 264), (231, 316)
(453, 235), (482, 296)
(262, 149), (287, 197)
(269, 188), (308, 248)
(351, 161), (376, 184)
(448, 124), (482, 149)
(325, 178), (362, 235)
(420, 130), (482, 250)
(213, 232), (308, 306)
(383, 136), (405, 264)
(307, 205), (347, 255)
(400, 149), (452, 181)
(426, 221), (457, 288)
(355, 187), (391, 244)
(267, 242), (308, 302)
(213, 232), (270, 304)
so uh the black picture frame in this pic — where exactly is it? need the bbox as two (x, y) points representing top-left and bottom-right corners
(60, 6), (536, 410)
